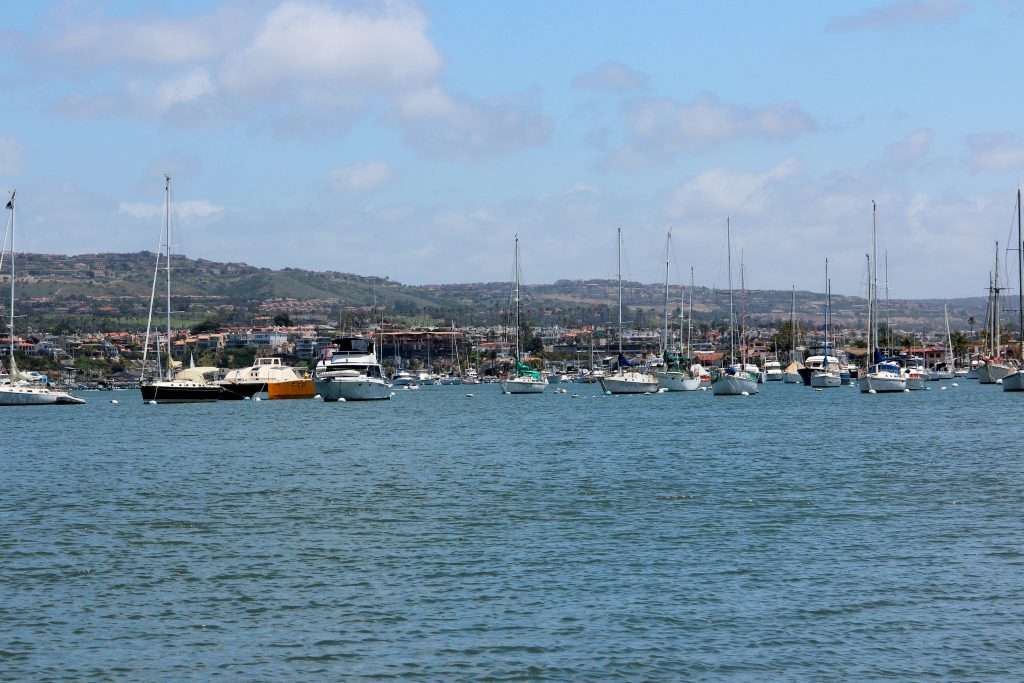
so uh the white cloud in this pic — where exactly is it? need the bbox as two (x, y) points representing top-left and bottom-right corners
(573, 63), (649, 92)
(220, 1), (442, 97)
(965, 133), (1024, 174)
(607, 92), (816, 168)
(663, 158), (804, 218)
(0, 136), (24, 174)
(153, 69), (216, 113)
(826, 1), (968, 31)
(118, 202), (161, 219)
(118, 199), (222, 221)
(329, 161), (396, 194)
(883, 128), (934, 165)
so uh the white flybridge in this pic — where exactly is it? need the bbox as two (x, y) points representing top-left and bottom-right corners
(1002, 189), (1024, 392)
(858, 202), (907, 394)
(500, 235), (547, 394)
(0, 192), (85, 406)
(712, 218), (758, 396)
(655, 233), (700, 391)
(600, 228), (659, 395)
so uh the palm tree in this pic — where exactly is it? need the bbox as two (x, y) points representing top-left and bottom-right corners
(967, 316), (977, 339)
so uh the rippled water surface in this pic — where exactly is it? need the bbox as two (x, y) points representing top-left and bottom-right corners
(3, 381), (1024, 680)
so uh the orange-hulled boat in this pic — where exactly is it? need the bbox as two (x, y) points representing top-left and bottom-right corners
(267, 377), (316, 400)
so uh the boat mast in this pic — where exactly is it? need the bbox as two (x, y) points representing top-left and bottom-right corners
(994, 241), (1001, 357)
(687, 267), (694, 360)
(727, 217), (734, 366)
(6, 191), (14, 370)
(740, 249), (747, 368)
(1018, 189), (1023, 361)
(164, 175), (173, 378)
(824, 258), (830, 365)
(790, 286), (796, 362)
(663, 231), (671, 356)
(870, 201), (878, 364)
(617, 227), (623, 360)
(514, 234), (521, 366)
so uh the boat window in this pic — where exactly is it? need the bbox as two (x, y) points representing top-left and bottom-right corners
(332, 338), (373, 353)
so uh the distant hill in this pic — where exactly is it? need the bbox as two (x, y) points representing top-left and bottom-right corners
(6, 251), (993, 332)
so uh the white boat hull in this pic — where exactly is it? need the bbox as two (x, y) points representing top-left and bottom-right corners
(712, 374), (758, 395)
(1002, 371), (1024, 392)
(810, 372), (841, 388)
(928, 370), (954, 381)
(977, 362), (1011, 384)
(600, 372), (660, 394)
(858, 374), (907, 393)
(500, 377), (548, 394)
(654, 371), (701, 391)
(315, 378), (392, 401)
(0, 384), (86, 405)
(783, 371), (802, 384)
(764, 371), (784, 382)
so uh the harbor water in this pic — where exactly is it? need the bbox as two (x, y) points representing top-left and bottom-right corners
(2, 381), (1023, 680)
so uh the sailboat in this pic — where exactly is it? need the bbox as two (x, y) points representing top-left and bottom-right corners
(655, 232), (700, 391)
(977, 242), (1011, 383)
(440, 321), (464, 385)
(600, 228), (659, 394)
(712, 218), (758, 396)
(0, 192), (85, 406)
(500, 235), (547, 394)
(1002, 190), (1024, 392)
(928, 303), (956, 381)
(858, 202), (907, 393)
(783, 286), (804, 383)
(810, 260), (841, 388)
(139, 176), (222, 403)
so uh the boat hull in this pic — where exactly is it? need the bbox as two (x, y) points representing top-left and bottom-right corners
(267, 379), (316, 400)
(711, 374), (758, 395)
(600, 372), (660, 394)
(977, 363), (1011, 384)
(500, 377), (547, 394)
(141, 381), (222, 403)
(764, 371), (784, 382)
(1002, 371), (1024, 392)
(315, 378), (392, 401)
(857, 374), (907, 393)
(654, 371), (701, 391)
(783, 371), (802, 384)
(0, 385), (86, 405)
(810, 372), (841, 388)
(216, 381), (267, 400)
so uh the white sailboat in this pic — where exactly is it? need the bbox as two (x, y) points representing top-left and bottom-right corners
(712, 218), (758, 396)
(783, 286), (804, 383)
(600, 228), (659, 394)
(655, 233), (700, 391)
(978, 240), (1014, 384)
(139, 176), (222, 403)
(1002, 189), (1024, 391)
(0, 192), (85, 406)
(810, 259), (841, 388)
(928, 303), (956, 381)
(858, 202), (907, 394)
(500, 235), (547, 394)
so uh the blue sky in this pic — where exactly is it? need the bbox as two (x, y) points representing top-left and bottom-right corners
(2, 0), (1023, 298)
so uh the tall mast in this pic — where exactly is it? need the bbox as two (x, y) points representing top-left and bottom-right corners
(824, 258), (830, 363)
(727, 217), (734, 366)
(6, 191), (14, 367)
(740, 249), (747, 368)
(870, 201), (878, 362)
(790, 286), (795, 360)
(1018, 189), (1023, 361)
(164, 175), (173, 377)
(687, 267), (694, 359)
(514, 235), (521, 363)
(994, 241), (1001, 357)
(662, 229), (671, 354)
(617, 227), (623, 357)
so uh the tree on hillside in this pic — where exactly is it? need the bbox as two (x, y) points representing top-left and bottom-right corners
(191, 319), (221, 334)
(273, 312), (291, 326)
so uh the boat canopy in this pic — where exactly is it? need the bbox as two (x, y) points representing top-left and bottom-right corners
(332, 337), (374, 354)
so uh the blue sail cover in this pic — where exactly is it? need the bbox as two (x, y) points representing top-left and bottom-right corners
(617, 353), (637, 368)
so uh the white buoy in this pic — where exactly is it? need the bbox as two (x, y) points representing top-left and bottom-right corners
(254, 396), (261, 401)
(110, 399), (118, 404)
(997, 378), (1003, 384)
(605, 390), (612, 395)
(868, 389), (877, 394)
(243, 396), (251, 400)
(148, 400), (157, 404)
(940, 386), (947, 390)
(952, 382), (959, 387)
(657, 387), (668, 393)
(903, 388), (910, 392)
(503, 391), (511, 395)
(571, 393), (578, 398)
(314, 394), (321, 400)
(466, 393), (474, 397)
(741, 391), (749, 396)
(814, 388), (822, 392)
(338, 397), (346, 402)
